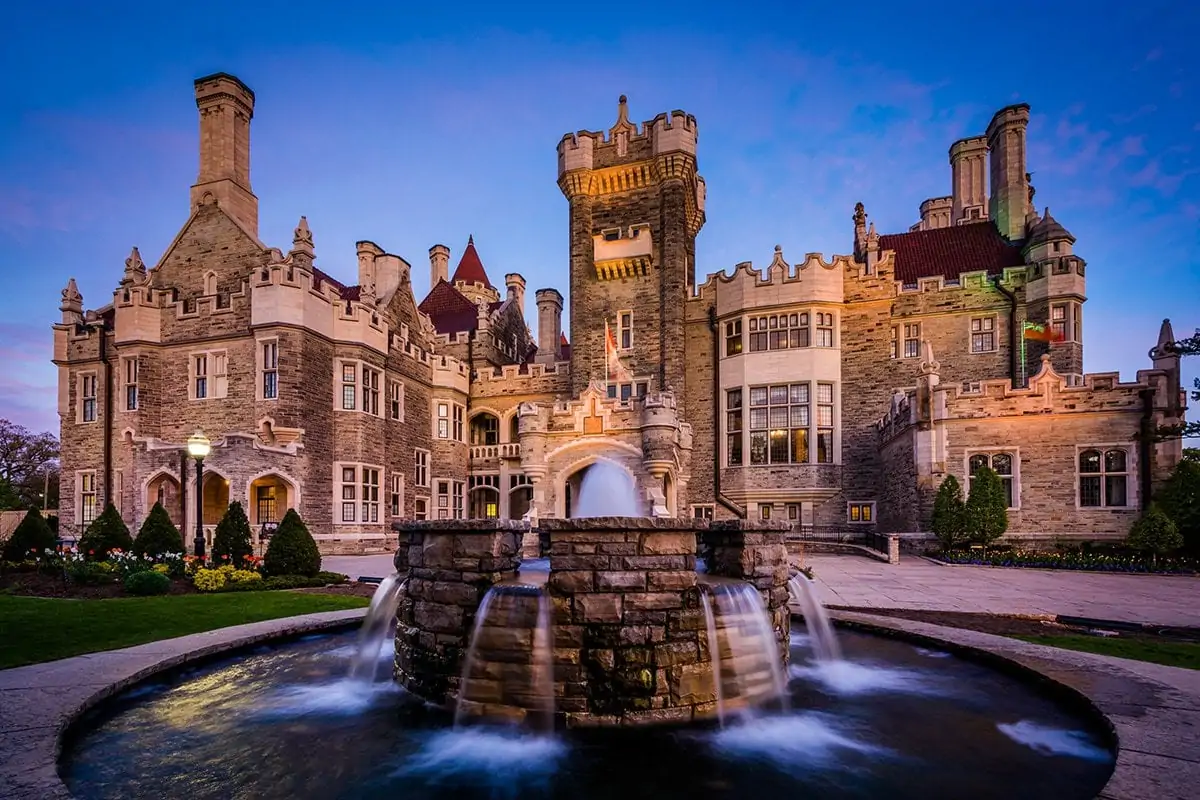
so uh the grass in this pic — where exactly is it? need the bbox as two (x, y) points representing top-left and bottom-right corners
(0, 591), (369, 670)
(1014, 634), (1200, 671)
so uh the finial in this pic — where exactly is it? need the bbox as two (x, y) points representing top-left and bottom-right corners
(291, 215), (314, 257)
(122, 246), (146, 284)
(774, 244), (782, 253)
(867, 221), (877, 236)
(60, 277), (83, 315)
(853, 202), (867, 225)
(468, 234), (474, 246)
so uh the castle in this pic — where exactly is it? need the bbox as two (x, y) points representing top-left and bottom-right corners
(52, 73), (1188, 554)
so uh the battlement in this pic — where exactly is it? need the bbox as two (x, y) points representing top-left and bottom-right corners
(557, 97), (698, 177)
(474, 361), (569, 383)
(692, 247), (850, 312)
(892, 264), (1028, 294)
(431, 353), (469, 393)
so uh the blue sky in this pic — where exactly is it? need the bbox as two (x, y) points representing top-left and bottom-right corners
(1, 1), (1196, 434)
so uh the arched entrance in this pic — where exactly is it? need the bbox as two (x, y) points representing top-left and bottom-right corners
(246, 473), (298, 528)
(509, 486), (532, 520)
(559, 458), (639, 518)
(469, 486), (500, 519)
(202, 471), (230, 525)
(470, 412), (500, 446)
(145, 471), (183, 528)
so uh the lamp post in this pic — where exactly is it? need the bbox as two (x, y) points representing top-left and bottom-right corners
(186, 431), (211, 558)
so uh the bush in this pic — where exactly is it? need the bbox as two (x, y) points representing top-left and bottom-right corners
(930, 475), (967, 551)
(193, 568), (227, 592)
(1128, 504), (1184, 560)
(228, 569), (262, 584)
(79, 504), (134, 560)
(1, 509), (57, 561)
(66, 558), (117, 585)
(1156, 460), (1200, 555)
(124, 569), (171, 596)
(132, 503), (185, 558)
(965, 467), (1008, 547)
(263, 509), (321, 577)
(315, 571), (348, 584)
(212, 501), (255, 567)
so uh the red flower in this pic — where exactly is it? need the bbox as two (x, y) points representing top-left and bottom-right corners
(88, 549), (95, 555)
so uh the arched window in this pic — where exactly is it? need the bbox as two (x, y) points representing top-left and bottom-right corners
(1078, 448), (1128, 507)
(968, 452), (1016, 509)
(470, 413), (500, 446)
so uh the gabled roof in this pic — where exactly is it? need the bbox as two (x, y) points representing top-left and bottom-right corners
(418, 279), (478, 334)
(450, 235), (493, 287)
(878, 222), (1025, 284)
(560, 331), (572, 362)
(312, 266), (360, 300)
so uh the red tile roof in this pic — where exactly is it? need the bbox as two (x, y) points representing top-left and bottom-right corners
(878, 222), (1025, 284)
(450, 235), (493, 287)
(560, 332), (571, 362)
(311, 266), (360, 300)
(418, 279), (478, 334)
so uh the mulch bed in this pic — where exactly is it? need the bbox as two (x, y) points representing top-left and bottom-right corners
(0, 571), (198, 599)
(294, 582), (379, 599)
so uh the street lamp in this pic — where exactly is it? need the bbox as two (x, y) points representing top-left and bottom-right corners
(186, 431), (211, 558)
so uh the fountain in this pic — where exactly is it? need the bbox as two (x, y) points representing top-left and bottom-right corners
(787, 572), (842, 663)
(700, 580), (789, 725)
(571, 459), (641, 517)
(347, 572), (407, 682)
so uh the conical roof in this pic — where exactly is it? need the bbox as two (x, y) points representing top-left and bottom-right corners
(1026, 207), (1075, 246)
(450, 235), (493, 287)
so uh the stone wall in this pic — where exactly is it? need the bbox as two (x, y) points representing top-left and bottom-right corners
(702, 520), (792, 667)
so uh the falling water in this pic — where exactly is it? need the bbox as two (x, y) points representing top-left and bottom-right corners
(348, 573), (407, 682)
(787, 573), (842, 663)
(702, 581), (789, 726)
(572, 460), (641, 517)
(454, 583), (555, 733)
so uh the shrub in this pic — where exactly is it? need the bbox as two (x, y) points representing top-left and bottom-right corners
(133, 503), (185, 558)
(1128, 504), (1184, 562)
(930, 475), (967, 551)
(964, 467), (1008, 547)
(229, 569), (262, 584)
(263, 509), (321, 577)
(1, 509), (57, 561)
(315, 571), (348, 585)
(125, 569), (171, 596)
(1156, 460), (1200, 555)
(212, 501), (255, 567)
(193, 568), (227, 592)
(79, 504), (134, 560)
(66, 558), (117, 585)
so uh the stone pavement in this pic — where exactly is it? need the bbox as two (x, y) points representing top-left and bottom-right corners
(805, 554), (1200, 626)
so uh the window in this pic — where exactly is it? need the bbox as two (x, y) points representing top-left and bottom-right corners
(748, 313), (809, 353)
(80, 373), (97, 423)
(968, 452), (1017, 509)
(815, 312), (834, 347)
(415, 449), (430, 488)
(471, 414), (500, 446)
(436, 480), (449, 519)
(1078, 448), (1128, 508)
(691, 505), (714, 520)
(388, 381), (404, 421)
(453, 481), (465, 519)
(725, 319), (743, 356)
(618, 311), (632, 350)
(211, 352), (228, 398)
(192, 351), (227, 399)
(437, 403), (449, 438)
(79, 472), (97, 526)
(726, 389), (743, 466)
(122, 358), (138, 411)
(848, 502), (875, 524)
(759, 505), (772, 520)
(362, 467), (380, 522)
(453, 405), (465, 441)
(435, 480), (466, 520)
(340, 466), (357, 522)
(749, 384), (810, 465)
(256, 485), (277, 524)
(970, 317), (996, 353)
(337, 464), (381, 523)
(816, 383), (834, 463)
(902, 323), (921, 358)
(261, 340), (278, 399)
(1051, 304), (1067, 342)
(606, 382), (646, 402)
(193, 354), (208, 399)
(414, 498), (428, 521)
(362, 366), (381, 416)
(341, 363), (356, 410)
(1073, 305), (1082, 343)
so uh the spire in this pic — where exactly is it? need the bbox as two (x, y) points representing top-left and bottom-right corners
(1157, 319), (1177, 351)
(60, 277), (83, 324)
(291, 215), (314, 258)
(451, 235), (492, 287)
(121, 247), (146, 285)
(609, 94), (636, 156)
(1026, 206), (1075, 246)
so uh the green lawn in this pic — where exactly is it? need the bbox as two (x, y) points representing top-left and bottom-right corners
(0, 592), (369, 670)
(1014, 634), (1200, 671)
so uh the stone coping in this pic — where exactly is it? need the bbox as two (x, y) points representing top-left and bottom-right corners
(0, 608), (367, 800)
(828, 610), (1200, 800)
(539, 517), (710, 531)
(393, 519), (529, 532)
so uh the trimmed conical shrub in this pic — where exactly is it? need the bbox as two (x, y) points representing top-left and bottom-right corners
(212, 501), (254, 567)
(2, 508), (57, 561)
(930, 475), (967, 551)
(133, 502), (185, 558)
(263, 509), (320, 577)
(79, 503), (134, 560)
(965, 467), (1008, 547)
(1128, 503), (1183, 558)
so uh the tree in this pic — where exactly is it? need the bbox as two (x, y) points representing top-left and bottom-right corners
(1154, 330), (1200, 442)
(1156, 459), (1200, 555)
(133, 503), (185, 558)
(1, 508), (57, 561)
(0, 419), (59, 507)
(212, 501), (254, 566)
(930, 475), (967, 551)
(78, 504), (134, 560)
(263, 509), (321, 577)
(0, 477), (21, 511)
(964, 466), (1008, 547)
(1127, 504), (1183, 565)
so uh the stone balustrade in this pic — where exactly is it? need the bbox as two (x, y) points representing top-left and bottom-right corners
(467, 442), (521, 460)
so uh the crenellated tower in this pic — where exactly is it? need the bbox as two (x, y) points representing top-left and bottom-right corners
(191, 73), (258, 237)
(557, 96), (706, 398)
(1023, 207), (1086, 380)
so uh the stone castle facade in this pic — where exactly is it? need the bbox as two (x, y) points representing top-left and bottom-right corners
(52, 73), (1188, 553)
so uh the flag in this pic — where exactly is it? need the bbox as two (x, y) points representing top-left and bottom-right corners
(1023, 321), (1064, 343)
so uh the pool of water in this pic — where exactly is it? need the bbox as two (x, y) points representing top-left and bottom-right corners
(62, 625), (1115, 799)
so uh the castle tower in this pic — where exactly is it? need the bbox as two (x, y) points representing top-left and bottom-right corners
(985, 104), (1031, 242)
(190, 73), (258, 236)
(451, 236), (500, 307)
(429, 244), (450, 288)
(1023, 207), (1085, 381)
(534, 288), (563, 364)
(950, 136), (988, 223)
(557, 95), (705, 396)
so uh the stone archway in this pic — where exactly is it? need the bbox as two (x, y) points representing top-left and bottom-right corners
(556, 455), (640, 518)
(201, 469), (230, 526)
(509, 485), (532, 520)
(468, 486), (500, 519)
(245, 471), (300, 529)
(144, 470), (183, 528)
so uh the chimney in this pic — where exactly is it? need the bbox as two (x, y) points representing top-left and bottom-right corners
(190, 73), (258, 236)
(985, 104), (1031, 241)
(534, 288), (563, 364)
(505, 273), (527, 318)
(429, 244), (449, 290)
(950, 136), (989, 224)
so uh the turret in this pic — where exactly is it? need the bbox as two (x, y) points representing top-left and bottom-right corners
(950, 136), (989, 224)
(190, 73), (258, 236)
(505, 273), (527, 319)
(450, 236), (500, 307)
(1023, 207), (1085, 380)
(985, 104), (1031, 242)
(534, 289), (563, 364)
(429, 244), (449, 289)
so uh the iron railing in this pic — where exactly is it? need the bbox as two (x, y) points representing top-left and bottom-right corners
(784, 526), (868, 545)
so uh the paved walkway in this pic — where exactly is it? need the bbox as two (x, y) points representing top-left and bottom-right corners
(325, 552), (1200, 626)
(805, 554), (1200, 626)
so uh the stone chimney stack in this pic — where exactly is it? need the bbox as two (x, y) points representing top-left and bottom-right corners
(950, 136), (989, 224)
(985, 104), (1031, 241)
(429, 244), (449, 289)
(505, 273), (527, 319)
(534, 288), (563, 364)
(191, 73), (258, 236)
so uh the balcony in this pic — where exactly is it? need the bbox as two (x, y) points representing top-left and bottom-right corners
(469, 442), (521, 461)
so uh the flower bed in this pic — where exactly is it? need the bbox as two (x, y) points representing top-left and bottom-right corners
(935, 548), (1200, 575)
